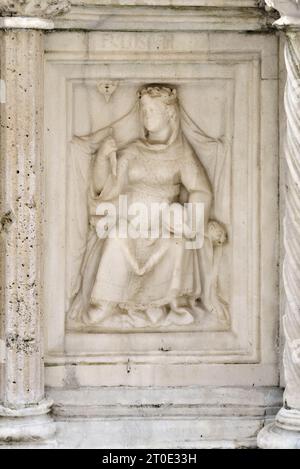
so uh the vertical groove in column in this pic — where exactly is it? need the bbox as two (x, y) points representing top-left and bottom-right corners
(0, 30), (44, 408)
(282, 34), (300, 410)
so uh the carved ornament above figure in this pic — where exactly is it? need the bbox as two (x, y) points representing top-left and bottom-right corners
(0, 0), (71, 18)
(265, 0), (300, 26)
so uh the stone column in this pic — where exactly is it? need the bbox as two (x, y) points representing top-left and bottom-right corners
(258, 0), (300, 449)
(0, 1), (70, 444)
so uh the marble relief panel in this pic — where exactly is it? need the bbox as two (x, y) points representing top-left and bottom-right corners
(43, 32), (278, 385)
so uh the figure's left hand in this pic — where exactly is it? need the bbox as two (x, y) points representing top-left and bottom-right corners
(163, 203), (197, 240)
(208, 220), (227, 246)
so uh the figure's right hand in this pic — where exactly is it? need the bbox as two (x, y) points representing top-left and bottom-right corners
(99, 136), (117, 158)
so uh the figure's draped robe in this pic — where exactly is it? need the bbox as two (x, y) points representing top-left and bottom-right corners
(68, 127), (227, 328)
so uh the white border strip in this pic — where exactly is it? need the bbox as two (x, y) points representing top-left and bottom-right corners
(0, 17), (53, 30)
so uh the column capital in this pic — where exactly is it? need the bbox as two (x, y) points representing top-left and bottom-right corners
(0, 0), (71, 29)
(0, 0), (70, 18)
(265, 0), (300, 27)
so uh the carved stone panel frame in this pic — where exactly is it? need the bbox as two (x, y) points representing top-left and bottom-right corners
(43, 31), (279, 387)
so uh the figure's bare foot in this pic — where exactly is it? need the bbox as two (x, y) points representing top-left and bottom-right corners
(146, 307), (165, 324)
(166, 298), (194, 325)
(165, 310), (194, 326)
(84, 303), (114, 324)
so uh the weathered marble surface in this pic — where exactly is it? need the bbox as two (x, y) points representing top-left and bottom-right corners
(0, 0), (292, 449)
(46, 386), (282, 449)
(265, 0), (300, 25)
(257, 0), (300, 450)
(52, 0), (276, 30)
(0, 26), (56, 442)
(0, 0), (70, 17)
(44, 29), (279, 393)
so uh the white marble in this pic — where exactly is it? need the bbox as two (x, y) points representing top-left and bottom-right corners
(257, 0), (300, 450)
(48, 386), (282, 449)
(53, 0), (274, 31)
(66, 84), (228, 331)
(258, 421), (300, 449)
(0, 0), (71, 444)
(0, 0), (297, 449)
(0, 17), (54, 29)
(0, 28), (52, 442)
(266, 0), (300, 26)
(43, 30), (279, 393)
(0, 0), (70, 17)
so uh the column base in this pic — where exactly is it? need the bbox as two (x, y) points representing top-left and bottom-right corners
(0, 398), (56, 443)
(257, 408), (300, 449)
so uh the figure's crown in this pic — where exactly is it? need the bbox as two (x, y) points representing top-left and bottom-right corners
(138, 85), (177, 105)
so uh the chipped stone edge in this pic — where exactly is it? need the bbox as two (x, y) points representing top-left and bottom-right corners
(0, 398), (53, 417)
(0, 17), (53, 30)
(274, 15), (300, 27)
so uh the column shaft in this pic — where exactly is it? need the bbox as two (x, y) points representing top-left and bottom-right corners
(0, 28), (54, 444)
